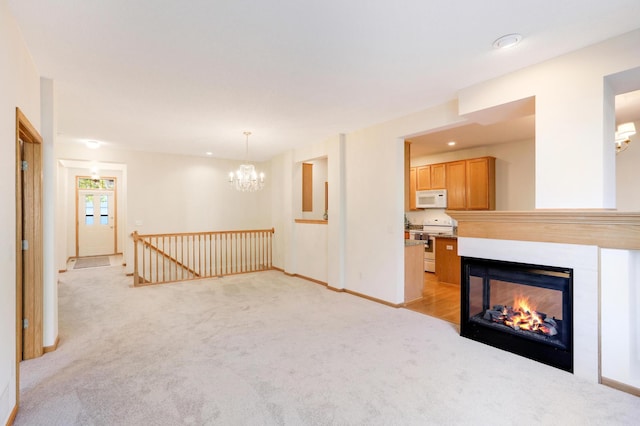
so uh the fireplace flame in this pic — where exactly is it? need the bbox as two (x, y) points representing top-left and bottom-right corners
(503, 296), (544, 332)
(484, 296), (558, 337)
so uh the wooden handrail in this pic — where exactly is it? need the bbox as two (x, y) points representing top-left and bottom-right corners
(131, 228), (275, 286)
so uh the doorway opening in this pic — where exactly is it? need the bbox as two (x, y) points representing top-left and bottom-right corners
(75, 176), (118, 257)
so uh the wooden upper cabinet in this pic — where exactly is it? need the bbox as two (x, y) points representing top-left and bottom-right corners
(411, 155), (494, 211)
(445, 156), (495, 211)
(416, 165), (431, 191)
(445, 160), (467, 210)
(466, 157), (495, 210)
(416, 163), (445, 190)
(430, 163), (446, 189)
(409, 167), (417, 210)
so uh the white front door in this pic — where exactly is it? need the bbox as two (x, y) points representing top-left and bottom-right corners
(78, 190), (115, 256)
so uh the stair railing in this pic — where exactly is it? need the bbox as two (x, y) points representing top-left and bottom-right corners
(131, 228), (274, 286)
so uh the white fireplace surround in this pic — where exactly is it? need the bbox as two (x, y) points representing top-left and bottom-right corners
(459, 237), (599, 381)
(449, 210), (640, 391)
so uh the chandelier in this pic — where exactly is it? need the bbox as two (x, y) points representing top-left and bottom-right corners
(615, 122), (636, 154)
(228, 131), (265, 191)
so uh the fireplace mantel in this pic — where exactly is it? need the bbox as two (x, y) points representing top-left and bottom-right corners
(446, 210), (640, 250)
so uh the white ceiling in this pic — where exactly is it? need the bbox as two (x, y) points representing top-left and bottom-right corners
(8, 1), (640, 161)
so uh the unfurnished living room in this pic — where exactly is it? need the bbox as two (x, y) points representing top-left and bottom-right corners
(3, 1), (640, 425)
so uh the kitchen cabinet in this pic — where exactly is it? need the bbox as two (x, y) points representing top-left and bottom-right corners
(405, 243), (424, 303)
(466, 157), (495, 210)
(430, 163), (446, 189)
(435, 237), (460, 286)
(416, 163), (446, 191)
(445, 156), (495, 210)
(411, 156), (494, 210)
(445, 161), (467, 210)
(416, 165), (431, 190)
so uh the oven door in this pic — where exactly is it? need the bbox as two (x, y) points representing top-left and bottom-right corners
(424, 236), (435, 272)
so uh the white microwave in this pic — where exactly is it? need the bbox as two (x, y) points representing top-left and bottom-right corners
(416, 189), (447, 209)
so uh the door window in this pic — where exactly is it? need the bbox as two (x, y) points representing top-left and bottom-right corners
(100, 195), (109, 225)
(84, 195), (94, 225)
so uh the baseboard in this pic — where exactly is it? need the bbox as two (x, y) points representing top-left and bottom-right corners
(343, 289), (403, 308)
(43, 335), (60, 353)
(601, 377), (640, 397)
(5, 403), (17, 426)
(279, 270), (328, 286)
(293, 274), (327, 286)
(277, 271), (402, 308)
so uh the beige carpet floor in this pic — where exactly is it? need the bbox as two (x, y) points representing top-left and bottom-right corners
(15, 266), (640, 425)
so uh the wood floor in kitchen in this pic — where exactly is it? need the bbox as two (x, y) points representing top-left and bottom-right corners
(405, 272), (460, 326)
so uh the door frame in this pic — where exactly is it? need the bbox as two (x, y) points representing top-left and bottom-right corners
(15, 107), (44, 406)
(74, 176), (118, 257)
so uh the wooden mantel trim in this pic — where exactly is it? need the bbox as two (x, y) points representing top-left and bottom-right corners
(446, 210), (640, 250)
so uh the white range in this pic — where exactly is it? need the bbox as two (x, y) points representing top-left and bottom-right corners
(409, 218), (455, 272)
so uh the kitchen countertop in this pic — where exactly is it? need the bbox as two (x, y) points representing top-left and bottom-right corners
(432, 234), (457, 239)
(404, 240), (426, 247)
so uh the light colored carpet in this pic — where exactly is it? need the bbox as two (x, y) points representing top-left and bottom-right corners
(73, 256), (111, 269)
(15, 266), (639, 425)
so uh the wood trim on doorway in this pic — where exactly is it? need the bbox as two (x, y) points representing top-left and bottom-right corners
(15, 107), (44, 409)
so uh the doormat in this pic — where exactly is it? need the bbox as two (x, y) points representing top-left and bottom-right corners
(74, 256), (111, 269)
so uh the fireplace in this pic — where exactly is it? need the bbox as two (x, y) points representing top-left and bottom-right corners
(460, 257), (573, 372)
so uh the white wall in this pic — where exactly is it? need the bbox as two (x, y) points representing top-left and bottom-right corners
(270, 134), (344, 286)
(269, 150), (293, 271)
(293, 224), (328, 282)
(40, 78), (58, 348)
(342, 101), (464, 303)
(601, 249), (640, 387)
(0, 1), (41, 422)
(458, 29), (640, 209)
(56, 143), (272, 275)
(327, 134), (346, 290)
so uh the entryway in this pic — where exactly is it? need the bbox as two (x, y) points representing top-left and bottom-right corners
(76, 177), (118, 257)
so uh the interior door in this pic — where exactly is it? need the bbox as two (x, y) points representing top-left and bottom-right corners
(78, 190), (115, 256)
(16, 108), (44, 366)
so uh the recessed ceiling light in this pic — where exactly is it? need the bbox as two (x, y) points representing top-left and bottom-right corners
(492, 33), (522, 50)
(447, 141), (456, 146)
(85, 140), (100, 149)
(205, 151), (213, 156)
